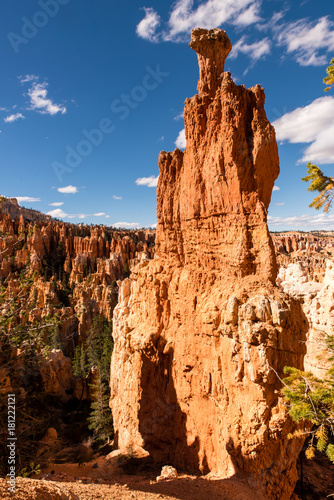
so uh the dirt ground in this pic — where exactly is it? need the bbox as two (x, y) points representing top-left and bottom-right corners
(1, 449), (333, 500)
(0, 452), (268, 500)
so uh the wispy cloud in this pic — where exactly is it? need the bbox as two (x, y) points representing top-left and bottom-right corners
(230, 36), (271, 62)
(15, 196), (40, 204)
(174, 111), (184, 121)
(277, 16), (334, 66)
(112, 222), (141, 229)
(4, 113), (25, 123)
(273, 96), (334, 164)
(136, 2), (334, 69)
(136, 7), (161, 42)
(47, 207), (110, 220)
(49, 202), (64, 206)
(57, 185), (78, 194)
(113, 195), (122, 200)
(268, 213), (334, 229)
(136, 0), (261, 43)
(18, 74), (38, 84)
(28, 81), (66, 115)
(276, 202), (285, 206)
(135, 175), (159, 187)
(273, 186), (280, 191)
(175, 128), (186, 149)
(233, 2), (261, 26)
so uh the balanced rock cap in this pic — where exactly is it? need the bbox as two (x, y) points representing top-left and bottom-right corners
(189, 28), (232, 96)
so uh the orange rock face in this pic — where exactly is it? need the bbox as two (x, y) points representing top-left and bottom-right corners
(0, 209), (155, 345)
(111, 29), (307, 499)
(156, 28), (279, 283)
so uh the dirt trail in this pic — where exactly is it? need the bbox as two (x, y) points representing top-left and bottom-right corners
(0, 455), (267, 500)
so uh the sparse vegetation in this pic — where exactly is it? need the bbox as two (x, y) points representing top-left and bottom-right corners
(283, 334), (334, 463)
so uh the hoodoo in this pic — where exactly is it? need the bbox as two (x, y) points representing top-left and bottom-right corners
(111, 28), (307, 499)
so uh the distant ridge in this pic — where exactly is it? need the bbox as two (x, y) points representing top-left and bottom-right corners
(0, 196), (52, 223)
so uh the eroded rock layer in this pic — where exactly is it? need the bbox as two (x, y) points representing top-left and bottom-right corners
(111, 29), (307, 499)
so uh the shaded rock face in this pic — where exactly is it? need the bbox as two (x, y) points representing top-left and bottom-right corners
(111, 29), (307, 499)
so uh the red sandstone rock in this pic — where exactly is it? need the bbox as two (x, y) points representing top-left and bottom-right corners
(110, 29), (307, 499)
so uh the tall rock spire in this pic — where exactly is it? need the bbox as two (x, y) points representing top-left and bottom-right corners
(111, 28), (307, 499)
(156, 29), (279, 285)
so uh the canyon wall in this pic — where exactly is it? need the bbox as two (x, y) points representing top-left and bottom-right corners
(273, 231), (334, 283)
(0, 197), (52, 223)
(110, 29), (307, 499)
(0, 211), (155, 345)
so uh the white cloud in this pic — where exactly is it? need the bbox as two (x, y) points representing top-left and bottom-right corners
(57, 185), (78, 194)
(150, 223), (157, 229)
(175, 128), (186, 149)
(230, 36), (271, 62)
(136, 0), (261, 43)
(174, 111), (184, 121)
(4, 113), (25, 123)
(47, 208), (67, 218)
(136, 7), (161, 42)
(268, 213), (334, 229)
(15, 196), (40, 204)
(18, 74), (38, 83)
(277, 16), (334, 66)
(113, 195), (122, 200)
(105, 215), (110, 218)
(273, 185), (280, 191)
(49, 202), (64, 206)
(233, 2), (261, 26)
(135, 175), (159, 188)
(28, 81), (66, 115)
(273, 96), (334, 164)
(276, 202), (285, 206)
(112, 222), (141, 229)
(47, 210), (108, 219)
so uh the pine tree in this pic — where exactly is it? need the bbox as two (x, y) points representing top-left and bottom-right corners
(302, 163), (334, 212)
(72, 315), (114, 443)
(282, 334), (334, 463)
(87, 372), (113, 443)
(302, 58), (334, 210)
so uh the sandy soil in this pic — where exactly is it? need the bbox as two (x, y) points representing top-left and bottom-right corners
(0, 454), (268, 500)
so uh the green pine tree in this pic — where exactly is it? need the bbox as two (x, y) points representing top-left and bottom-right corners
(87, 372), (113, 443)
(282, 334), (334, 463)
(302, 163), (334, 212)
(302, 58), (334, 211)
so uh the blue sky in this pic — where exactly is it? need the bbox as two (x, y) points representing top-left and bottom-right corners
(0, 0), (334, 230)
